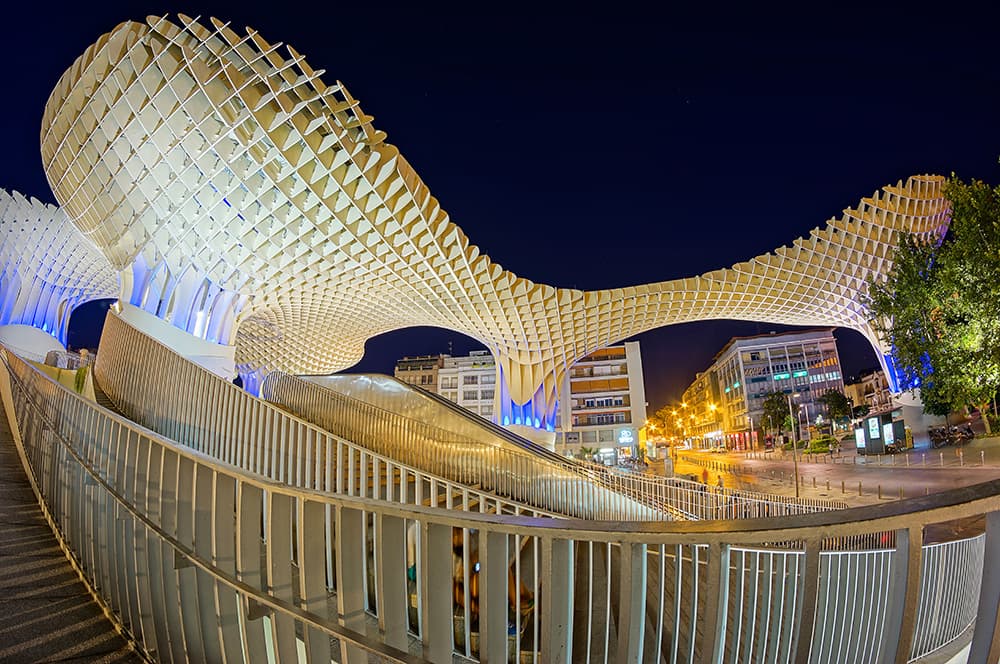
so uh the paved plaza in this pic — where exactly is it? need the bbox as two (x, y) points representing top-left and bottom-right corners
(672, 435), (1000, 508)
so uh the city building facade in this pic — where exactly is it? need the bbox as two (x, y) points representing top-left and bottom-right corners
(554, 342), (647, 463)
(844, 368), (894, 414)
(681, 371), (723, 448)
(393, 354), (445, 391)
(396, 343), (647, 462)
(437, 350), (497, 419)
(680, 329), (845, 449)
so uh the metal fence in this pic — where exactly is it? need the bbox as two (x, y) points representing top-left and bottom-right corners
(2, 343), (997, 662)
(93, 311), (659, 522)
(264, 370), (848, 524)
(262, 370), (678, 520)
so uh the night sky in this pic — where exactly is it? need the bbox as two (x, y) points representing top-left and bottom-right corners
(3, 2), (998, 410)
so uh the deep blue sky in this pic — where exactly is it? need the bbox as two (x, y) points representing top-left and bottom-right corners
(4, 2), (999, 409)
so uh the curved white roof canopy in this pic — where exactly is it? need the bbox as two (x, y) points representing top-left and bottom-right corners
(40, 15), (950, 424)
(0, 190), (117, 346)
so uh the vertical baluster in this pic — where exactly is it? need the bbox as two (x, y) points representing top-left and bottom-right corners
(375, 513), (409, 650)
(213, 472), (244, 663)
(335, 505), (367, 664)
(267, 491), (297, 663)
(298, 499), (330, 662)
(541, 536), (574, 662)
(156, 449), (190, 663)
(191, 464), (224, 663)
(420, 520), (453, 663)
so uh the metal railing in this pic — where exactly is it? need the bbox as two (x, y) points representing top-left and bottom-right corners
(1, 343), (996, 663)
(92, 310), (559, 523)
(283, 372), (848, 523)
(44, 348), (95, 369)
(262, 371), (673, 520)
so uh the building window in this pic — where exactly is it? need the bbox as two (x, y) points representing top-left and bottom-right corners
(463, 390), (478, 401)
(480, 389), (494, 400)
(599, 429), (614, 443)
(481, 405), (493, 416)
(481, 374), (495, 384)
(463, 375), (478, 385)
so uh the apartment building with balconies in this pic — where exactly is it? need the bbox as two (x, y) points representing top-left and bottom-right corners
(555, 341), (647, 463)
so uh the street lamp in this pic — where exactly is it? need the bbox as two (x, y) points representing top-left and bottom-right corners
(800, 401), (814, 442)
(787, 392), (801, 498)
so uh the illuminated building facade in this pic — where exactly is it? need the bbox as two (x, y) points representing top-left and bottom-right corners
(681, 372), (721, 448)
(555, 342), (647, 462)
(437, 351), (498, 419)
(393, 354), (445, 391)
(844, 368), (894, 414)
(682, 329), (845, 448)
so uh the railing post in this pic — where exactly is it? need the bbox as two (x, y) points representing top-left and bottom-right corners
(420, 521), (453, 663)
(336, 506), (367, 664)
(375, 514), (409, 651)
(880, 526), (923, 663)
(480, 529), (509, 663)
(541, 536), (574, 663)
(704, 541), (730, 663)
(970, 510), (1000, 662)
(792, 538), (822, 664)
(617, 540), (647, 664)
(298, 499), (331, 660)
(267, 491), (298, 664)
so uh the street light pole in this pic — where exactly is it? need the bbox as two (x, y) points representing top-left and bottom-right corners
(787, 393), (800, 498)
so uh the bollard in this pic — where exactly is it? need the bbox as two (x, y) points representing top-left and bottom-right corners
(925, 487), (929, 496)
(983, 450), (986, 467)
(960, 450), (964, 467)
(826, 479), (830, 491)
(812, 476), (816, 488)
(922, 453), (926, 466)
(878, 484), (882, 500)
(877, 455), (882, 466)
(940, 452), (944, 467)
(905, 454), (909, 467)
(858, 481), (862, 496)
(841, 480), (845, 494)
(898, 486), (903, 500)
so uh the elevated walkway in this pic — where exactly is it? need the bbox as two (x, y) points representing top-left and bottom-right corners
(0, 389), (139, 663)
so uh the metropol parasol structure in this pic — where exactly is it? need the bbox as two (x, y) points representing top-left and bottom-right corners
(7, 14), (1000, 664)
(6, 13), (949, 434)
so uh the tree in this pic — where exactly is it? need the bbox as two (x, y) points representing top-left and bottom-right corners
(866, 176), (1000, 434)
(761, 391), (791, 436)
(817, 389), (852, 424)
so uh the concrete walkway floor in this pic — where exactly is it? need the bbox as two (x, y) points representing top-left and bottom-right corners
(0, 398), (140, 663)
